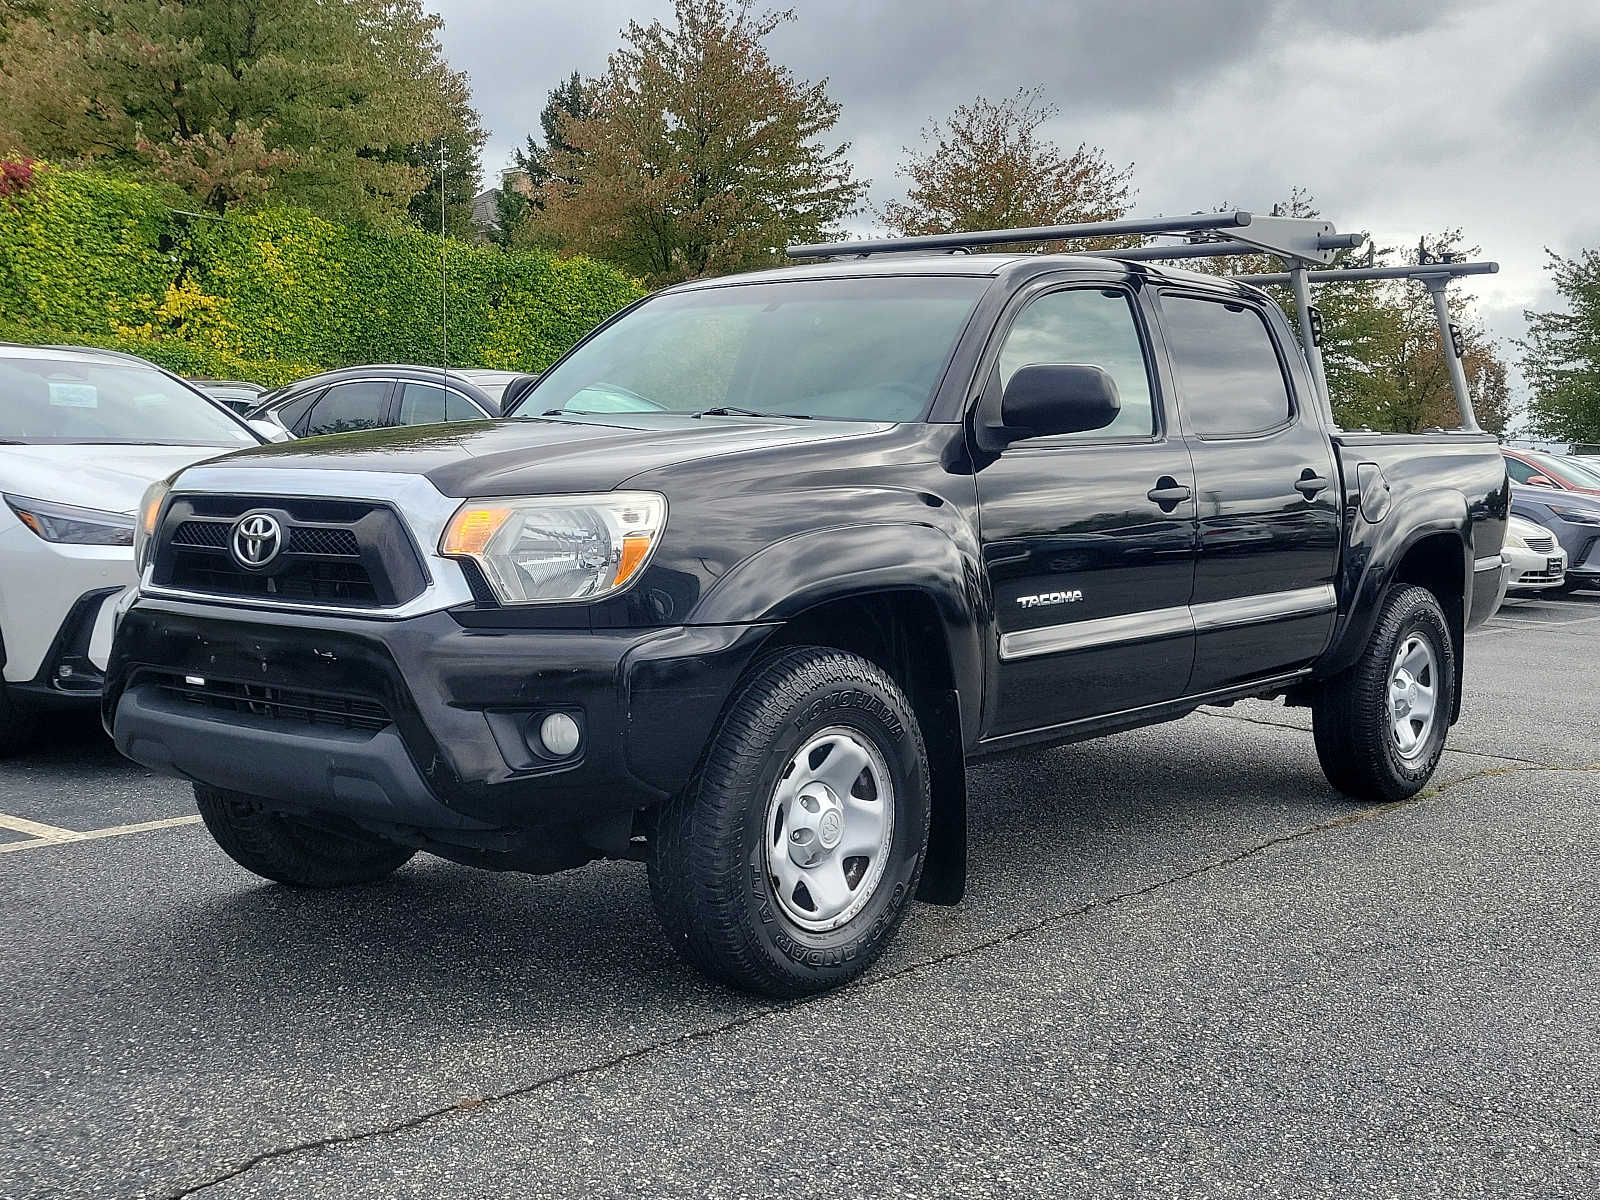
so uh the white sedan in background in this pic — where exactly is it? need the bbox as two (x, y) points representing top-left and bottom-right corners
(1487, 513), (1568, 620)
(0, 344), (265, 755)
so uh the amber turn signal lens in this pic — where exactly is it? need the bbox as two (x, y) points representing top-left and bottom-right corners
(442, 506), (512, 556)
(613, 535), (652, 587)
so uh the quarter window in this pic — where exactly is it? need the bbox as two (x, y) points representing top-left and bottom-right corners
(397, 383), (483, 425)
(1159, 296), (1293, 438)
(998, 288), (1156, 438)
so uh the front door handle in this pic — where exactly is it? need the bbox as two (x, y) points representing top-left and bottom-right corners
(1146, 477), (1192, 510)
(1295, 470), (1331, 499)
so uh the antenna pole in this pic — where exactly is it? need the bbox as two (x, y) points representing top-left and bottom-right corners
(440, 136), (449, 380)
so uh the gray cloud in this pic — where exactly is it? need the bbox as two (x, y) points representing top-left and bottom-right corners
(434, 0), (1600, 418)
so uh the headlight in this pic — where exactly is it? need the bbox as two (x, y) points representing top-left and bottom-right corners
(133, 479), (171, 572)
(1548, 504), (1600, 527)
(1504, 527), (1530, 551)
(4, 494), (136, 546)
(440, 492), (666, 604)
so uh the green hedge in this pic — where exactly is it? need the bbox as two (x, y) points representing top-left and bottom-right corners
(0, 163), (643, 382)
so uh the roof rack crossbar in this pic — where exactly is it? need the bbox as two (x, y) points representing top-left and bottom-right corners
(1240, 260), (1498, 286)
(786, 211), (1256, 260)
(789, 211), (1365, 265)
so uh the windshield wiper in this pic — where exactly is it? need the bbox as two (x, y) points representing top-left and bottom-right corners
(691, 405), (811, 420)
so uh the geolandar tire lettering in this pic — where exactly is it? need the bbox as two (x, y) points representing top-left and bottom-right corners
(648, 647), (931, 998)
(1311, 585), (1456, 803)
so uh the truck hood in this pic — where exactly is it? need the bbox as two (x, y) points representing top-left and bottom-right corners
(183, 414), (893, 497)
(1, 443), (233, 514)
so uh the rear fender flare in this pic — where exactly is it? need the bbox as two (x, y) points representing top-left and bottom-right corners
(1320, 495), (1471, 678)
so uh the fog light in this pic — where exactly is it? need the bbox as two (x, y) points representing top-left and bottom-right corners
(538, 712), (581, 757)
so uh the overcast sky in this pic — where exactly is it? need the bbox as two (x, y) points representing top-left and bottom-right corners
(432, 0), (1600, 406)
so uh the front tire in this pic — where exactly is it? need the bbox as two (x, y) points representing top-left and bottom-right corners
(195, 785), (415, 887)
(1312, 585), (1455, 802)
(649, 648), (931, 998)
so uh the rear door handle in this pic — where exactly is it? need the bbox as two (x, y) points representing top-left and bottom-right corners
(1295, 470), (1331, 499)
(1146, 477), (1192, 510)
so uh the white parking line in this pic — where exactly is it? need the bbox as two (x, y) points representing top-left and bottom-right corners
(1492, 612), (1600, 629)
(0, 813), (202, 855)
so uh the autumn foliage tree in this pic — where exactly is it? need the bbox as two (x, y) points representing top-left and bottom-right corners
(879, 88), (1134, 250)
(0, 0), (482, 224)
(526, 0), (865, 287)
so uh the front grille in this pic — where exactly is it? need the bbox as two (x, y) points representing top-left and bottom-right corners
(288, 527), (360, 557)
(151, 496), (427, 610)
(167, 554), (381, 605)
(172, 521), (228, 549)
(1515, 567), (1563, 583)
(152, 673), (391, 733)
(1524, 534), (1556, 553)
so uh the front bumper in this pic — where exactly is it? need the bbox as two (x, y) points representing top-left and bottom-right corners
(1504, 543), (1567, 590)
(105, 597), (776, 838)
(0, 522), (132, 695)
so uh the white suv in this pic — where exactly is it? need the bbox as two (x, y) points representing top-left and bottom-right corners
(0, 345), (264, 755)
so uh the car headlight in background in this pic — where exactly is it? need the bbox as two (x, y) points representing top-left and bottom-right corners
(133, 479), (172, 572)
(4, 493), (136, 546)
(441, 492), (666, 604)
(1547, 504), (1600, 527)
(1504, 526), (1529, 551)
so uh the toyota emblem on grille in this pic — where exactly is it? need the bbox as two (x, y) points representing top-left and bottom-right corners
(231, 513), (283, 568)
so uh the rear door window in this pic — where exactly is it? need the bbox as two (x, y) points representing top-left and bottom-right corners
(302, 381), (392, 436)
(1160, 296), (1293, 438)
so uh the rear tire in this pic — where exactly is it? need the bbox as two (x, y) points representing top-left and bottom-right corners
(649, 648), (930, 998)
(194, 784), (415, 887)
(1312, 585), (1455, 803)
(0, 680), (38, 759)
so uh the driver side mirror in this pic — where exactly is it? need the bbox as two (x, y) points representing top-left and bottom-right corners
(1526, 474), (1558, 489)
(999, 364), (1120, 443)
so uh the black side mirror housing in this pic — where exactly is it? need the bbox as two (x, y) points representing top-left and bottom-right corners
(999, 364), (1121, 443)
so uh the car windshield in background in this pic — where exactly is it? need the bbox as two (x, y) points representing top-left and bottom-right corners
(512, 276), (989, 422)
(1558, 456), (1600, 486)
(0, 358), (258, 446)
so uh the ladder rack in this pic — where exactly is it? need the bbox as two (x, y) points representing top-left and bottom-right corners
(785, 213), (1498, 433)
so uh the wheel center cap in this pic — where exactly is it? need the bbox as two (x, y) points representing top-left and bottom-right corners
(817, 808), (843, 849)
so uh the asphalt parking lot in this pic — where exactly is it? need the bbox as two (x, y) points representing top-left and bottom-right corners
(3, 594), (1598, 1199)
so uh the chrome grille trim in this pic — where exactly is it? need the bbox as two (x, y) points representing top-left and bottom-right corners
(140, 467), (475, 619)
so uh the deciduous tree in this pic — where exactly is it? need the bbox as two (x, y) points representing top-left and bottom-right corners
(879, 88), (1134, 251)
(527, 0), (865, 287)
(1520, 248), (1600, 445)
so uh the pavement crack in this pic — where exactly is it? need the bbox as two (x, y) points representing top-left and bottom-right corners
(1196, 707), (1558, 767)
(162, 762), (1598, 1198)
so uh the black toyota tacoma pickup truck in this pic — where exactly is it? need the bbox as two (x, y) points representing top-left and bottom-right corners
(106, 248), (1508, 996)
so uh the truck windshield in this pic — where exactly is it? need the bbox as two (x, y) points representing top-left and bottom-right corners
(0, 356), (259, 446)
(513, 275), (988, 422)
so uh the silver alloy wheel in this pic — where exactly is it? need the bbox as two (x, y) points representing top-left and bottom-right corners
(1388, 633), (1438, 761)
(763, 726), (895, 932)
